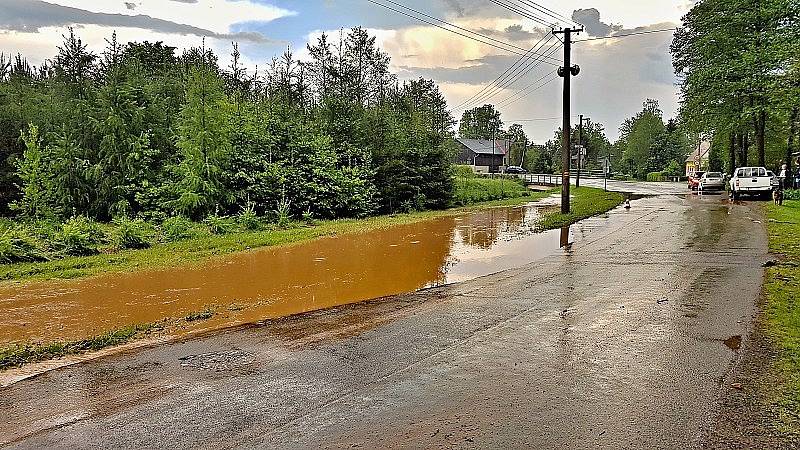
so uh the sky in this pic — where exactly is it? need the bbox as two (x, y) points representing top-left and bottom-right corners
(0, 0), (696, 143)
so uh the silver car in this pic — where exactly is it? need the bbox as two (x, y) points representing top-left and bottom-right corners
(699, 172), (724, 192)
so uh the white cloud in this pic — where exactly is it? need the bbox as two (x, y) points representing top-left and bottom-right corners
(45, 0), (293, 34)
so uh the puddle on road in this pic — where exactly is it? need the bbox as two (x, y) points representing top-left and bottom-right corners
(723, 335), (742, 351)
(0, 202), (572, 345)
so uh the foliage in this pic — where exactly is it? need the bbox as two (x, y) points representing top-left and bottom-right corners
(536, 187), (625, 231)
(110, 217), (154, 249)
(458, 104), (502, 139)
(0, 224), (46, 264)
(454, 165), (476, 178)
(672, 0), (800, 171)
(764, 200), (800, 436)
(452, 177), (530, 206)
(161, 215), (203, 242)
(0, 323), (156, 370)
(0, 27), (456, 229)
(616, 100), (690, 179)
(236, 204), (261, 231)
(646, 172), (667, 182)
(56, 215), (104, 256)
(203, 214), (235, 235)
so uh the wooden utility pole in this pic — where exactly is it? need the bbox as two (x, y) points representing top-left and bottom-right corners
(554, 27), (582, 214)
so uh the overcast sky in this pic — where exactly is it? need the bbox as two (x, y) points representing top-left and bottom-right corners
(0, 0), (695, 142)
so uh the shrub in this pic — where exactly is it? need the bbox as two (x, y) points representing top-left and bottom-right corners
(0, 225), (46, 264)
(452, 177), (529, 206)
(646, 171), (667, 182)
(236, 204), (261, 231)
(161, 216), (201, 242)
(454, 165), (476, 178)
(56, 216), (105, 256)
(204, 214), (235, 235)
(784, 190), (800, 201)
(111, 218), (154, 250)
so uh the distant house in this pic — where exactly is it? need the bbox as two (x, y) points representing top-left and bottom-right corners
(685, 140), (711, 176)
(454, 138), (510, 173)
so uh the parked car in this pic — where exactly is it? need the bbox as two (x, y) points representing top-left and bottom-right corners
(698, 172), (724, 192)
(505, 166), (528, 175)
(687, 171), (705, 190)
(729, 166), (773, 200)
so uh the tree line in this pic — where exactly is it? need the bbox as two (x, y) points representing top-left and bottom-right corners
(0, 27), (456, 223)
(458, 100), (689, 180)
(672, 0), (800, 174)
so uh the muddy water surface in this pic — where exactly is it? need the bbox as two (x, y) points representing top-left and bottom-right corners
(0, 203), (570, 345)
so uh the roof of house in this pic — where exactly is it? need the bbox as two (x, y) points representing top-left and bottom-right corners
(456, 138), (509, 156)
(685, 140), (711, 163)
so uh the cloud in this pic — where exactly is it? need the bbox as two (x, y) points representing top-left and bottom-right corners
(0, 0), (288, 42)
(572, 8), (621, 37)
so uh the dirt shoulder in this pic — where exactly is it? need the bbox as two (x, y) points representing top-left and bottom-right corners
(702, 310), (799, 449)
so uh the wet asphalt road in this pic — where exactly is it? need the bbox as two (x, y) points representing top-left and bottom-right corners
(0, 189), (769, 449)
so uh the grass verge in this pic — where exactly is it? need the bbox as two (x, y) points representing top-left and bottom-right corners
(0, 190), (553, 284)
(0, 323), (159, 370)
(764, 200), (800, 434)
(536, 187), (625, 231)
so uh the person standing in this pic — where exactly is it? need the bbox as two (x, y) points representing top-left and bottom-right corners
(779, 162), (788, 190)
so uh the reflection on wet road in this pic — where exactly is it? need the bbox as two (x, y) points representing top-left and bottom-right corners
(0, 202), (571, 345)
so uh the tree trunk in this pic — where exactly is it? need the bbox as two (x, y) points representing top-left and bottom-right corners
(789, 107), (798, 188)
(754, 111), (766, 167)
(736, 132), (745, 167)
(728, 131), (736, 174)
(742, 132), (750, 167)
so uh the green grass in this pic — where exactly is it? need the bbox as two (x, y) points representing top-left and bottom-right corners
(0, 323), (158, 370)
(764, 200), (800, 434)
(536, 187), (625, 231)
(453, 176), (532, 206)
(0, 190), (553, 284)
(185, 308), (214, 322)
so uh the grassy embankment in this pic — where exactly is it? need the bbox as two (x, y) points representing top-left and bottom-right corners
(536, 186), (625, 231)
(0, 185), (623, 370)
(0, 177), (538, 284)
(764, 200), (800, 434)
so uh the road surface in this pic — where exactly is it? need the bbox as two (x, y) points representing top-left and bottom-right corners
(0, 191), (769, 449)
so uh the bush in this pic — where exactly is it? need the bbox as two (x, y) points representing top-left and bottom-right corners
(111, 218), (154, 250)
(454, 165), (476, 178)
(56, 216), (105, 256)
(784, 190), (800, 201)
(452, 177), (529, 206)
(204, 214), (235, 235)
(646, 171), (667, 182)
(0, 225), (46, 264)
(161, 216), (202, 242)
(236, 205), (261, 231)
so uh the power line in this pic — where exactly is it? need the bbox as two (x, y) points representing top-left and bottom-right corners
(506, 0), (581, 28)
(457, 37), (560, 110)
(487, 0), (556, 28)
(574, 28), (677, 42)
(497, 72), (559, 108)
(489, 43), (561, 107)
(454, 32), (554, 110)
(364, 0), (561, 64)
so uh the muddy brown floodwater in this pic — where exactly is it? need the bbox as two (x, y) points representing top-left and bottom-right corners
(0, 202), (572, 346)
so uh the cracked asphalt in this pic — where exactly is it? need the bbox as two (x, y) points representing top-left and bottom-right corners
(0, 188), (769, 449)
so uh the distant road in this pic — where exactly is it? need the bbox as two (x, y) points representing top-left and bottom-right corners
(1, 194), (766, 449)
(575, 176), (689, 195)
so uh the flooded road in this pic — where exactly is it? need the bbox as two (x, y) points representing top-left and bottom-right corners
(0, 202), (571, 345)
(0, 194), (771, 449)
